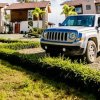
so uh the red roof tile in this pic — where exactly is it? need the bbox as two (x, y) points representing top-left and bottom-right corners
(61, 0), (100, 6)
(61, 0), (82, 6)
(6, 1), (50, 10)
(95, 0), (100, 3)
(0, 3), (8, 8)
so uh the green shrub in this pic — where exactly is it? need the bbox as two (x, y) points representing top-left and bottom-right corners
(32, 28), (44, 34)
(28, 28), (44, 38)
(0, 38), (21, 43)
(0, 47), (100, 96)
(0, 42), (40, 50)
(38, 28), (44, 34)
(40, 57), (100, 83)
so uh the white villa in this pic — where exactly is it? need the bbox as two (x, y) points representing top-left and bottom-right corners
(61, 0), (100, 14)
(6, 1), (51, 33)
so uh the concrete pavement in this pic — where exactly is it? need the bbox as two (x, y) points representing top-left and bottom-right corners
(0, 34), (40, 42)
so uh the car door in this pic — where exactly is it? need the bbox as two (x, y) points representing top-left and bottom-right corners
(97, 17), (100, 51)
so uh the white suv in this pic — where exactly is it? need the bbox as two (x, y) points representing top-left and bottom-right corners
(40, 14), (100, 63)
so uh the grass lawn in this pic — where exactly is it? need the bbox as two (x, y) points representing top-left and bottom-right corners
(0, 60), (95, 100)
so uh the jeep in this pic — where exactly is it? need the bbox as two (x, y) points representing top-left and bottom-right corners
(40, 14), (100, 63)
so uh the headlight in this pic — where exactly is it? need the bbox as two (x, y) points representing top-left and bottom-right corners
(43, 32), (47, 39)
(69, 32), (76, 40)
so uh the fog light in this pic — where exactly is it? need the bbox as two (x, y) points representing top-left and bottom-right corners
(45, 46), (47, 50)
(63, 48), (66, 52)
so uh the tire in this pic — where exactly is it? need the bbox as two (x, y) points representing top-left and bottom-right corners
(85, 40), (97, 63)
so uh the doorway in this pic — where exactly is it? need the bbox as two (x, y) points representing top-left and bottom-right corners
(15, 23), (20, 33)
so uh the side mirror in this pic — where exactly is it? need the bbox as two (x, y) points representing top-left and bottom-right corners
(96, 24), (100, 30)
(98, 23), (100, 27)
(59, 23), (62, 26)
(96, 26), (98, 30)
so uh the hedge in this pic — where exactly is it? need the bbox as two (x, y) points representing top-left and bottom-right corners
(0, 48), (99, 98)
(0, 42), (40, 50)
(0, 38), (22, 43)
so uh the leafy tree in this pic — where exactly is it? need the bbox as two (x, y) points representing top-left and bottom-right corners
(4, 13), (11, 33)
(5, 14), (10, 21)
(61, 4), (77, 17)
(17, 0), (40, 3)
(32, 7), (45, 28)
(17, 0), (31, 3)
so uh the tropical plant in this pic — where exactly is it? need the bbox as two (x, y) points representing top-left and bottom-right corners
(32, 7), (45, 28)
(17, 0), (40, 3)
(5, 14), (10, 21)
(61, 4), (77, 17)
(17, 0), (31, 3)
(4, 13), (11, 33)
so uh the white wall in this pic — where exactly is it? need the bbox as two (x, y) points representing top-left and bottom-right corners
(13, 21), (43, 33)
(0, 5), (9, 33)
(20, 21), (28, 32)
(82, 0), (96, 14)
(0, 8), (5, 32)
(33, 21), (42, 28)
(48, 0), (65, 26)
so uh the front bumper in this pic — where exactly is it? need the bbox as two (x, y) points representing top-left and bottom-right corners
(41, 40), (85, 55)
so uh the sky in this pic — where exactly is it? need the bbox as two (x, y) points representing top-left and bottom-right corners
(0, 0), (67, 26)
(0, 0), (16, 4)
(48, 0), (65, 26)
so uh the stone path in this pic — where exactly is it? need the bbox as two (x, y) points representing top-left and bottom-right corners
(18, 48), (45, 54)
(0, 34), (40, 42)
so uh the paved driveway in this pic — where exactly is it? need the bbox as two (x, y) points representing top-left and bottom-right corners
(0, 34), (40, 42)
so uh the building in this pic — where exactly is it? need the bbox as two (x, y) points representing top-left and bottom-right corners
(0, 3), (9, 33)
(61, 0), (100, 14)
(6, 1), (51, 33)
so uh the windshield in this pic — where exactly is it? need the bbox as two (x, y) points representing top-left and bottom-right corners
(61, 15), (95, 27)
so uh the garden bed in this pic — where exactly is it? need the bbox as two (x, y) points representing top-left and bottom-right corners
(0, 48), (99, 98)
(0, 38), (99, 98)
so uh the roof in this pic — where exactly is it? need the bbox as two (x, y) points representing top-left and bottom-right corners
(95, 0), (100, 3)
(61, 0), (82, 6)
(61, 0), (100, 6)
(0, 3), (8, 8)
(6, 1), (50, 10)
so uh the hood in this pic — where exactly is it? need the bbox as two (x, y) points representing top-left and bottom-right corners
(47, 26), (95, 33)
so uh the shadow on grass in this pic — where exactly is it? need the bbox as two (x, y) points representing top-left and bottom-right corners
(0, 59), (96, 100)
(0, 52), (96, 100)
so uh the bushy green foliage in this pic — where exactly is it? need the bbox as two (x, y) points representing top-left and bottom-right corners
(28, 28), (44, 38)
(40, 57), (100, 83)
(0, 40), (99, 96)
(0, 38), (22, 43)
(0, 48), (100, 95)
(0, 41), (40, 50)
(0, 60), (95, 100)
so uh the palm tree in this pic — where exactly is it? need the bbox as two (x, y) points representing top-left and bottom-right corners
(61, 4), (77, 17)
(4, 14), (11, 33)
(17, 0), (31, 3)
(32, 7), (45, 28)
(17, 0), (40, 3)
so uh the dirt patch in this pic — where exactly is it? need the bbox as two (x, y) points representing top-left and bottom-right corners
(18, 48), (45, 54)
(88, 55), (100, 70)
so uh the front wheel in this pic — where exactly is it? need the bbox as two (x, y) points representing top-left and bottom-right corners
(85, 40), (97, 63)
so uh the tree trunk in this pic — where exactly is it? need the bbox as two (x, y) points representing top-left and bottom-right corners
(37, 17), (39, 28)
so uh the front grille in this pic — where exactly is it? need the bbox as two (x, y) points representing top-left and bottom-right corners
(46, 32), (67, 41)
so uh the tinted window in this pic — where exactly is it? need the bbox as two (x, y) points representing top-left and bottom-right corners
(62, 15), (95, 27)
